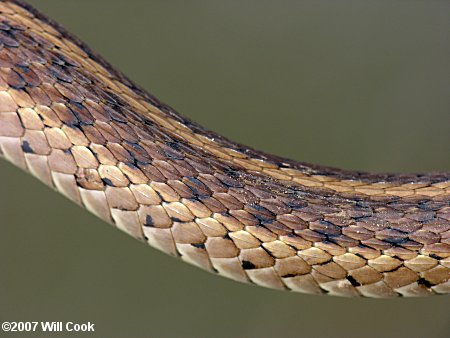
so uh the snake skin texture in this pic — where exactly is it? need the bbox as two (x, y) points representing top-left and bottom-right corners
(0, 0), (449, 298)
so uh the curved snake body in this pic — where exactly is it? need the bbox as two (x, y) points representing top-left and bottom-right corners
(0, 0), (449, 297)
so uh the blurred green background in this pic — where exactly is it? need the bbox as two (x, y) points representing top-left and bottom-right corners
(1, 1), (449, 337)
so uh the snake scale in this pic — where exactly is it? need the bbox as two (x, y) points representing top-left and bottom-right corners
(0, 0), (449, 298)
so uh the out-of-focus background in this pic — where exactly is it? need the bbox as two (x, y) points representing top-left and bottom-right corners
(0, 1), (449, 337)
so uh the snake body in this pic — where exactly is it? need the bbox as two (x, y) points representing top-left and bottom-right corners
(0, 0), (449, 298)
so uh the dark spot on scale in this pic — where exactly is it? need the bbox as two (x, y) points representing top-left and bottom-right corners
(347, 275), (361, 287)
(418, 278), (433, 288)
(282, 274), (297, 278)
(102, 178), (114, 186)
(384, 237), (408, 245)
(69, 100), (86, 110)
(224, 168), (240, 179)
(186, 187), (200, 198)
(16, 65), (29, 73)
(144, 215), (154, 227)
(242, 260), (256, 270)
(21, 141), (33, 153)
(253, 214), (273, 223)
(249, 204), (263, 212)
(165, 141), (181, 151)
(144, 119), (154, 126)
(191, 243), (205, 249)
(429, 254), (441, 260)
(171, 217), (182, 222)
(284, 200), (306, 210)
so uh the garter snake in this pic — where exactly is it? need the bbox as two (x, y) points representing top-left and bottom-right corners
(0, 0), (448, 298)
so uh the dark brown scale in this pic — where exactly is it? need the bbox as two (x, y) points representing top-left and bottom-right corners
(95, 121), (121, 142)
(105, 105), (129, 124)
(199, 196), (227, 214)
(293, 209), (322, 222)
(7, 20), (26, 31)
(159, 142), (184, 160)
(309, 220), (342, 237)
(6, 68), (25, 88)
(131, 123), (156, 142)
(228, 188), (258, 206)
(26, 46), (45, 65)
(185, 157), (215, 175)
(197, 174), (228, 193)
(401, 240), (425, 251)
(213, 192), (243, 210)
(342, 226), (374, 241)
(71, 68), (93, 85)
(122, 142), (150, 163)
(235, 210), (262, 226)
(244, 204), (275, 222)
(276, 214), (308, 231)
(137, 162), (167, 182)
(375, 229), (409, 244)
(410, 230), (440, 245)
(48, 64), (72, 83)
(14, 30), (37, 47)
(110, 121), (139, 143)
(424, 220), (450, 233)
(262, 220), (291, 235)
(390, 220), (422, 233)
(324, 215), (354, 227)
(140, 141), (167, 160)
(356, 217), (390, 232)
(15, 65), (40, 86)
(9, 48), (30, 67)
(169, 160), (196, 177)
(0, 49), (13, 66)
(332, 235), (359, 248)
(405, 210), (435, 222)
(296, 229), (326, 242)
(85, 101), (111, 122)
(40, 82), (66, 103)
(183, 176), (211, 197)
(25, 86), (50, 105)
(55, 82), (83, 102)
(168, 180), (195, 199)
(48, 49), (67, 66)
(259, 199), (291, 215)
(106, 142), (134, 163)
(51, 104), (78, 125)
(0, 30), (19, 47)
(153, 160), (181, 180)
(68, 102), (94, 123)
(32, 63), (54, 82)
(0, 21), (10, 30)
(80, 124), (106, 145)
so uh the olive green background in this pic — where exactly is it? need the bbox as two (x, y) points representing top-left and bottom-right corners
(0, 1), (449, 337)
